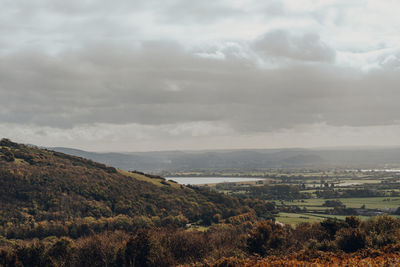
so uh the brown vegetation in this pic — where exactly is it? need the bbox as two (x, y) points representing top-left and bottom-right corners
(0, 139), (270, 240)
(2, 139), (400, 266)
(2, 216), (400, 266)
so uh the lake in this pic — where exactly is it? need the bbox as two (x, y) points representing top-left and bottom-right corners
(166, 177), (265, 185)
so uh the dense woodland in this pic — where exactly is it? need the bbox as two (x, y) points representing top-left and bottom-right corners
(2, 139), (400, 266)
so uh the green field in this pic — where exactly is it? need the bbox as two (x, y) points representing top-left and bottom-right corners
(284, 197), (400, 210)
(277, 212), (326, 225)
(277, 212), (397, 226)
(278, 196), (400, 226)
(199, 168), (400, 227)
(276, 212), (359, 226)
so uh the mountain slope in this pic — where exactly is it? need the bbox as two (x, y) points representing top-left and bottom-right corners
(0, 139), (252, 230)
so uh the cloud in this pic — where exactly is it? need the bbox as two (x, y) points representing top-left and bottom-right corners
(1, 38), (400, 136)
(252, 30), (335, 62)
(1, 0), (400, 150)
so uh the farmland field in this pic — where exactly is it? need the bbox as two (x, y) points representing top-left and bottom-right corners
(283, 197), (400, 210)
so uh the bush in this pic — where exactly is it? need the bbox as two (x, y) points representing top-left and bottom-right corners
(345, 216), (361, 228)
(336, 228), (367, 252)
(125, 229), (172, 267)
(320, 218), (347, 239)
(247, 220), (287, 256)
(322, 200), (344, 207)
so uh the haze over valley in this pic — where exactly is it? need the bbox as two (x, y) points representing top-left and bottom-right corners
(52, 146), (400, 173)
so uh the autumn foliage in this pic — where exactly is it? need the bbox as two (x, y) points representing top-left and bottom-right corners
(2, 139), (400, 266)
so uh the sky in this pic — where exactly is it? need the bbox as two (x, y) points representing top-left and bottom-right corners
(1, 0), (400, 152)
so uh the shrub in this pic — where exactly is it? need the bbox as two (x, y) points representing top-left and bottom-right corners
(345, 216), (361, 228)
(247, 220), (286, 256)
(336, 228), (367, 252)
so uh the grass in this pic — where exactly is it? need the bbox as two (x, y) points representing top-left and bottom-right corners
(277, 212), (326, 225)
(278, 196), (400, 226)
(278, 212), (381, 226)
(284, 197), (400, 210)
(338, 179), (383, 184)
(340, 197), (400, 209)
(302, 206), (332, 211)
(14, 158), (28, 165)
(187, 225), (209, 232)
(118, 169), (181, 188)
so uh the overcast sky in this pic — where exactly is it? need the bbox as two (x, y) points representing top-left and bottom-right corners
(1, 0), (400, 152)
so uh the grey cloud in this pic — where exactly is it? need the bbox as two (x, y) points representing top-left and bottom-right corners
(156, 1), (284, 24)
(2, 0), (400, 151)
(1, 39), (400, 134)
(252, 30), (336, 63)
(157, 2), (242, 24)
(0, 0), (288, 53)
(379, 53), (400, 69)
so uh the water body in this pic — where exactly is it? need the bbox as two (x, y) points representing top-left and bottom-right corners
(336, 182), (361, 187)
(166, 177), (265, 185)
(360, 169), (400, 172)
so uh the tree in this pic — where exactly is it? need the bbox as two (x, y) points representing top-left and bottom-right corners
(345, 216), (361, 228)
(247, 220), (286, 256)
(320, 218), (346, 239)
(336, 228), (367, 252)
(125, 230), (169, 267)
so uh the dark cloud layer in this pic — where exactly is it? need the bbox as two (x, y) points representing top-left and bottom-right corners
(253, 30), (336, 62)
(1, 39), (400, 133)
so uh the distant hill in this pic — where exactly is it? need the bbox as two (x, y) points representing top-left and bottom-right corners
(0, 139), (253, 231)
(51, 146), (400, 172)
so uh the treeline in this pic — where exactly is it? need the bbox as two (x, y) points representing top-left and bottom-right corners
(2, 216), (400, 266)
(241, 184), (311, 200)
(0, 225), (246, 267)
(0, 207), (276, 241)
(316, 188), (400, 198)
(216, 183), (310, 200)
(1, 214), (189, 240)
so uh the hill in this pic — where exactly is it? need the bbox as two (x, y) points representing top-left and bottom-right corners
(52, 146), (400, 172)
(0, 139), (261, 239)
(3, 139), (400, 266)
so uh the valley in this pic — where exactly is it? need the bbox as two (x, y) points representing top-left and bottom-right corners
(3, 139), (400, 266)
(169, 169), (400, 226)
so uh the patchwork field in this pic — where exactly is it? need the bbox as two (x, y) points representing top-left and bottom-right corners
(277, 212), (377, 226)
(279, 196), (400, 225)
(284, 197), (400, 210)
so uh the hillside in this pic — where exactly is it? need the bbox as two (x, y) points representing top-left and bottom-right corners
(0, 139), (258, 238)
(3, 139), (400, 266)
